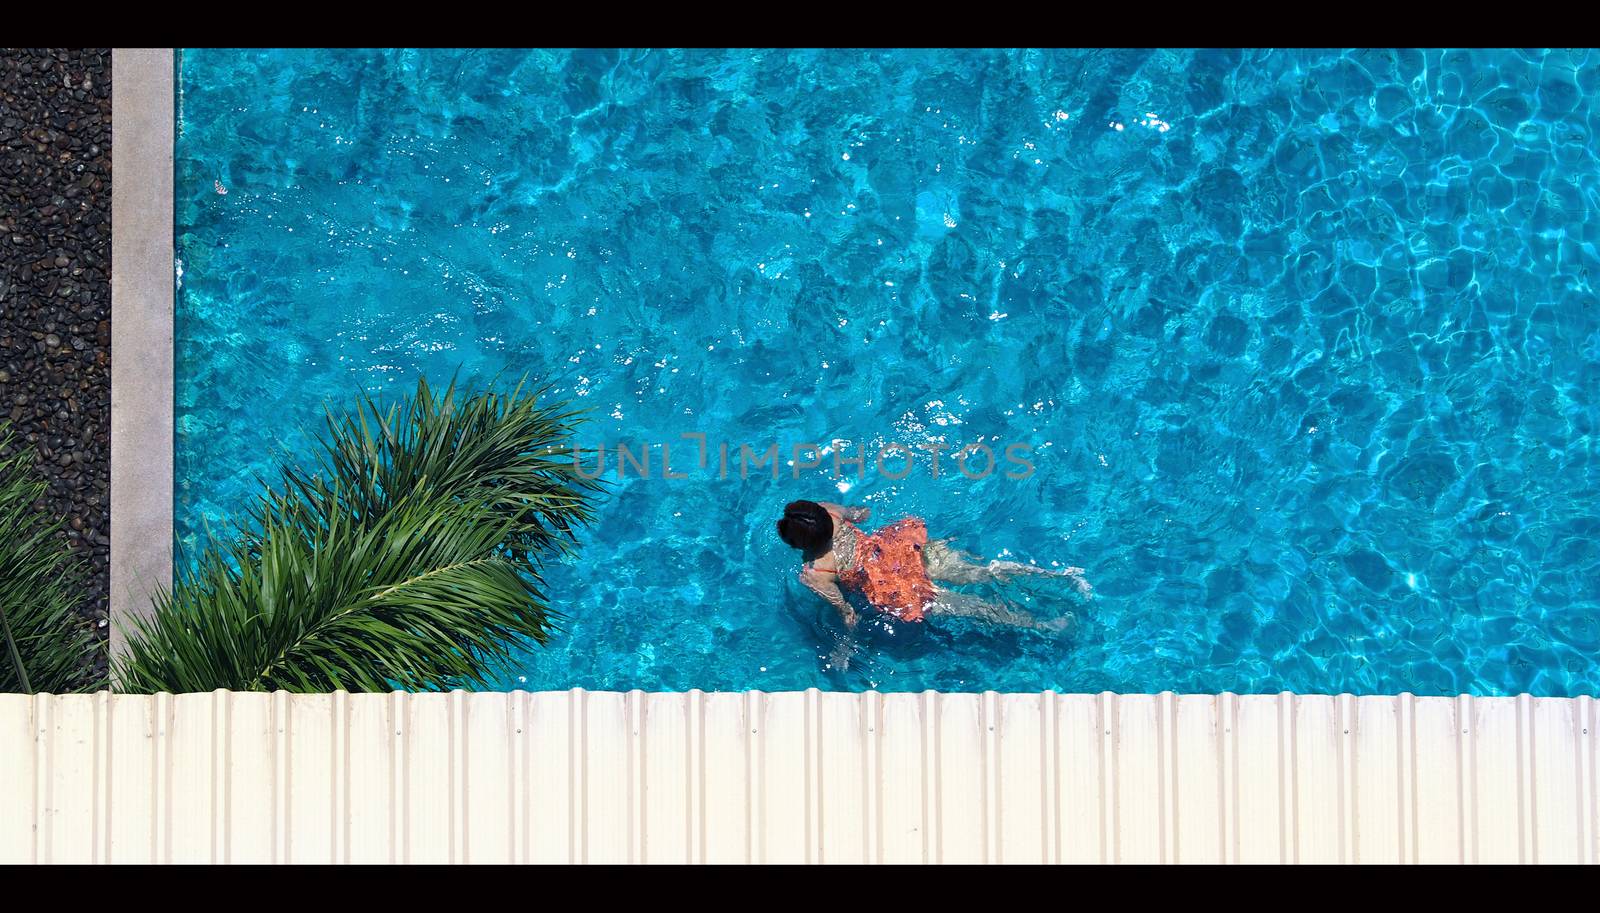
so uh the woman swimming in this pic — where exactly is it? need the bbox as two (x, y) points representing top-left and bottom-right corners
(776, 499), (1090, 632)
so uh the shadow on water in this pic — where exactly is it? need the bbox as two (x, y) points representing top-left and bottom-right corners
(780, 569), (1090, 690)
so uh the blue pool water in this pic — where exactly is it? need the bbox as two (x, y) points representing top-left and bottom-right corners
(175, 49), (1600, 696)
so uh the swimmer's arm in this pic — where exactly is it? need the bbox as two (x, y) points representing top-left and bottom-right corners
(818, 501), (871, 523)
(800, 568), (857, 629)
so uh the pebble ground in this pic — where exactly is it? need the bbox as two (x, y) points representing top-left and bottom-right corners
(0, 48), (112, 688)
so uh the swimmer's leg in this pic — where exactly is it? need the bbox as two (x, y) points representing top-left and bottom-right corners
(927, 588), (1071, 632)
(921, 539), (999, 584)
(923, 539), (1093, 596)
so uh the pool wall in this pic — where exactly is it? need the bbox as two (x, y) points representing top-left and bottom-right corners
(108, 47), (173, 655)
(1, 689), (1595, 863)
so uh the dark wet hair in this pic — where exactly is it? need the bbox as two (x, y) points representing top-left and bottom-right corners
(777, 500), (833, 560)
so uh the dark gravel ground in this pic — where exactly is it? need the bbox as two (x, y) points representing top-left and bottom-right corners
(0, 48), (112, 689)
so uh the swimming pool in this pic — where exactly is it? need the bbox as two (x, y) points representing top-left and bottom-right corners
(175, 48), (1600, 696)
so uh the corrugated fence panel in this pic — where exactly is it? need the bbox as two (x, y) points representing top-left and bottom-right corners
(45, 693), (98, 863)
(1174, 694), (1223, 864)
(284, 692), (334, 864)
(1530, 696), (1581, 864)
(401, 692), (451, 863)
(0, 694), (36, 862)
(344, 689), (392, 863)
(1234, 693), (1288, 863)
(1295, 694), (1343, 863)
(996, 692), (1048, 864)
(755, 691), (806, 863)
(641, 690), (690, 864)
(1412, 695), (1462, 863)
(1055, 693), (1104, 863)
(1113, 693), (1163, 864)
(1353, 694), (1404, 864)
(1584, 696), (1598, 865)
(168, 692), (217, 863)
(701, 692), (750, 863)
(463, 692), (514, 864)
(227, 691), (272, 863)
(935, 692), (985, 863)
(525, 691), (573, 863)
(582, 690), (630, 863)
(1, 690), (1596, 864)
(1473, 696), (1522, 863)
(876, 692), (925, 863)
(107, 692), (157, 863)
(817, 690), (868, 864)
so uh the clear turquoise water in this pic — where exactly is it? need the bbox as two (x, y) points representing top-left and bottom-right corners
(176, 49), (1600, 696)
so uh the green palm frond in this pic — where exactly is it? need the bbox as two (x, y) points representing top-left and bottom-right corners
(0, 432), (102, 694)
(114, 376), (604, 694)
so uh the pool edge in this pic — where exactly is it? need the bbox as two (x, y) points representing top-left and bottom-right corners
(109, 48), (175, 658)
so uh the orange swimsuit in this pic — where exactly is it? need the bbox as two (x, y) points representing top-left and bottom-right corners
(835, 518), (938, 622)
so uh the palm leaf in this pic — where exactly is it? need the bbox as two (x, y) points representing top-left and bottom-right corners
(114, 376), (604, 694)
(0, 432), (103, 693)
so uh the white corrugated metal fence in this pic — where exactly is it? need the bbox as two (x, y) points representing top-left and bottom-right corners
(1, 690), (1596, 863)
